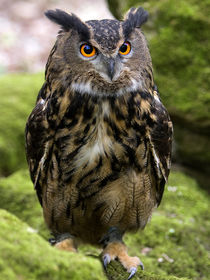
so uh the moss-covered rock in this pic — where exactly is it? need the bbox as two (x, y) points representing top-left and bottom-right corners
(0, 73), (43, 176)
(0, 169), (209, 279)
(0, 209), (106, 280)
(0, 169), (48, 238)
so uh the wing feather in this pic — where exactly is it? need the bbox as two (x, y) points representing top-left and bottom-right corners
(25, 82), (53, 205)
(148, 94), (173, 205)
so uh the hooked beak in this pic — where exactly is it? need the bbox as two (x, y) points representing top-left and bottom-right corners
(107, 58), (115, 81)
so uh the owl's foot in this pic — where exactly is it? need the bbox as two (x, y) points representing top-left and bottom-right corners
(102, 242), (144, 279)
(49, 233), (77, 252)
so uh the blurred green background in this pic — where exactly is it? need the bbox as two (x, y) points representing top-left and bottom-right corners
(0, 0), (209, 279)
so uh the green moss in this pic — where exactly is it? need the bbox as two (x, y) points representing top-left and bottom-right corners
(0, 73), (43, 176)
(106, 260), (189, 280)
(0, 209), (106, 280)
(1, 169), (209, 279)
(0, 169), (48, 238)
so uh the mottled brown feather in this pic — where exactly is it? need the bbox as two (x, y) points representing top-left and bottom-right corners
(25, 8), (172, 246)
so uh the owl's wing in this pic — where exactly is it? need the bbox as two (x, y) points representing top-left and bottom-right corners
(25, 82), (54, 205)
(147, 95), (173, 206)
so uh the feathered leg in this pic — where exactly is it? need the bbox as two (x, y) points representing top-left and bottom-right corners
(49, 232), (77, 252)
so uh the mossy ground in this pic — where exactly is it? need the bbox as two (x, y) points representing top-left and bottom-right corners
(0, 73), (43, 176)
(0, 209), (105, 280)
(0, 169), (209, 280)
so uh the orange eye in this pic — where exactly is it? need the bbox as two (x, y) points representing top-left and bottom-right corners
(80, 44), (96, 58)
(119, 41), (131, 55)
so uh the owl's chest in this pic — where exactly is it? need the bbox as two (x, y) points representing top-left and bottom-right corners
(57, 100), (137, 177)
(75, 121), (113, 167)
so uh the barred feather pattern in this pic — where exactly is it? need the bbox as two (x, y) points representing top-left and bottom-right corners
(25, 7), (172, 245)
(26, 75), (172, 244)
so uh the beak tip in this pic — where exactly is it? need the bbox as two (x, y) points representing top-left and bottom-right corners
(107, 59), (115, 81)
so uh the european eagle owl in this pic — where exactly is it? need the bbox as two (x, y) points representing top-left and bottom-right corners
(25, 7), (173, 279)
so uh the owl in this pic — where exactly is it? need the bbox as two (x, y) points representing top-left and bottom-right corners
(25, 7), (172, 279)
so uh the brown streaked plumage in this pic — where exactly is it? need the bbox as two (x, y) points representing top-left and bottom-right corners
(25, 7), (172, 279)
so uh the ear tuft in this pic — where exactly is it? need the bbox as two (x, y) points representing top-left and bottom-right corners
(123, 7), (148, 37)
(45, 9), (90, 39)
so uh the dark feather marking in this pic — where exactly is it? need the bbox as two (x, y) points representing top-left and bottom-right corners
(83, 104), (94, 121)
(143, 138), (148, 160)
(83, 123), (90, 134)
(90, 178), (99, 184)
(92, 117), (96, 125)
(142, 112), (155, 128)
(78, 172), (119, 201)
(45, 9), (90, 40)
(55, 134), (71, 147)
(90, 95), (98, 104)
(127, 94), (135, 122)
(150, 150), (164, 206)
(79, 189), (99, 201)
(93, 202), (106, 213)
(54, 148), (62, 182)
(71, 213), (75, 226)
(115, 105), (127, 121)
(99, 172), (119, 188)
(106, 200), (120, 224)
(123, 7), (148, 38)
(81, 201), (87, 211)
(136, 135), (141, 147)
(77, 157), (102, 190)
(157, 178), (166, 206)
(74, 135), (87, 145)
(132, 181), (135, 207)
(63, 168), (76, 184)
(35, 174), (43, 206)
(104, 116), (122, 142)
(122, 143), (142, 171)
(63, 144), (83, 162)
(66, 201), (71, 218)
(109, 96), (116, 110)
(111, 153), (121, 172)
(65, 95), (83, 119)
(51, 207), (55, 225)
(65, 118), (78, 129)
(96, 156), (103, 170)
(50, 161), (54, 180)
(140, 91), (151, 100)
(76, 169), (95, 188)
(136, 205), (140, 228)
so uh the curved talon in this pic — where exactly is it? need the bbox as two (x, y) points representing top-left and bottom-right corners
(128, 267), (137, 280)
(140, 261), (144, 270)
(103, 253), (111, 269)
(49, 238), (56, 246)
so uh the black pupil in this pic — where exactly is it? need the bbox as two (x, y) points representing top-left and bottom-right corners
(120, 43), (128, 53)
(83, 45), (93, 54)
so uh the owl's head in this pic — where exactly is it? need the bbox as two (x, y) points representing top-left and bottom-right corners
(45, 7), (154, 96)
